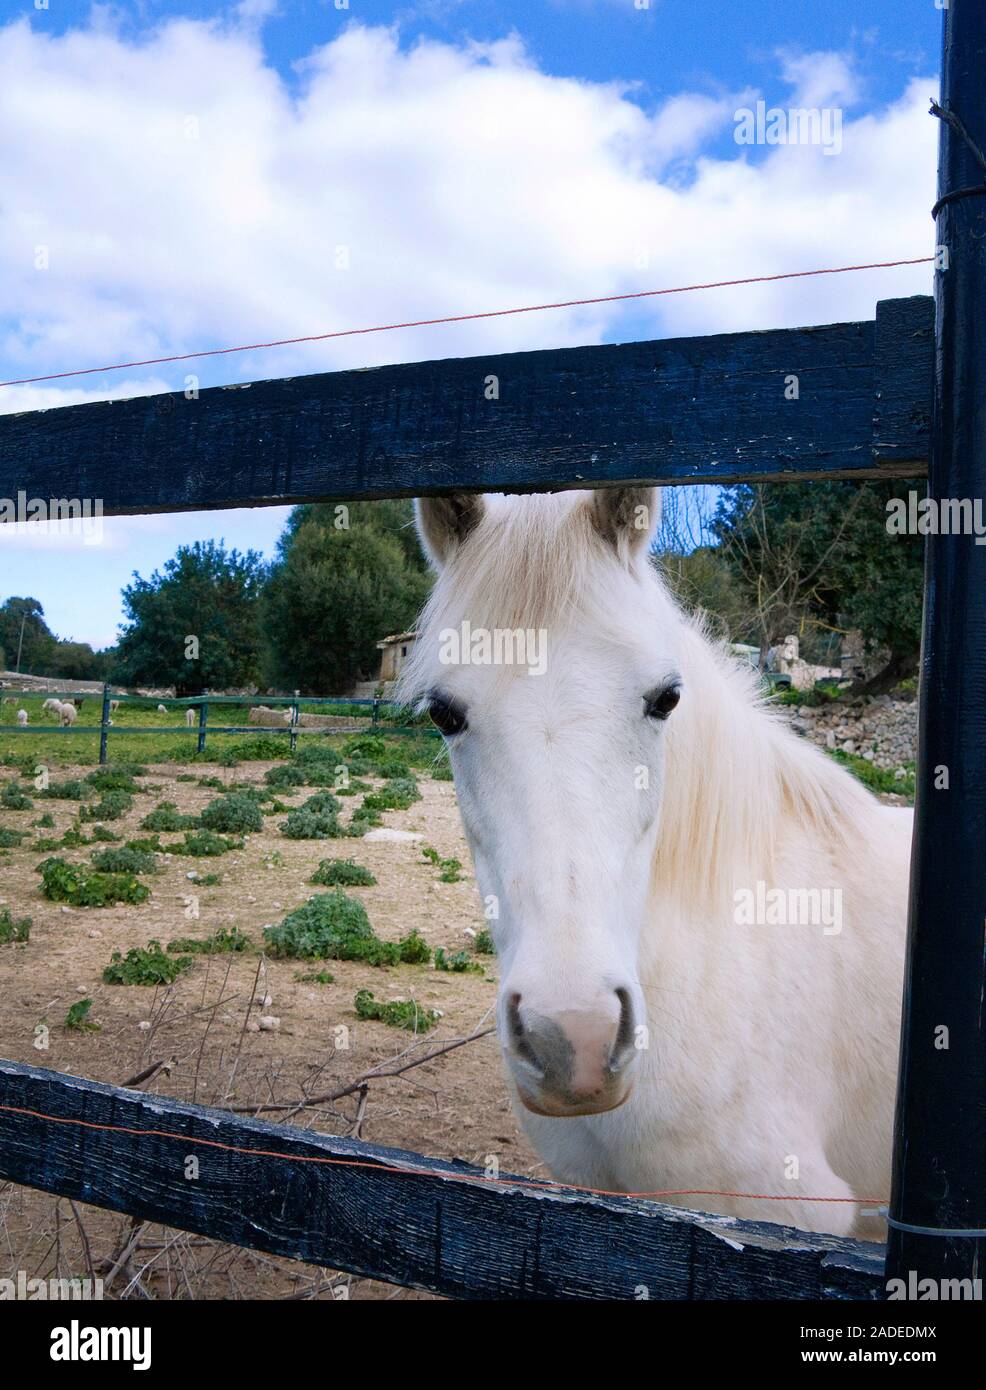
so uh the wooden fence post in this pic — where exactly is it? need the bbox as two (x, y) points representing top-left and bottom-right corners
(291, 689), (299, 753)
(886, 0), (986, 1291)
(98, 683), (111, 765)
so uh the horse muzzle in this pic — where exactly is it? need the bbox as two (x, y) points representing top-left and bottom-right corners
(503, 989), (640, 1117)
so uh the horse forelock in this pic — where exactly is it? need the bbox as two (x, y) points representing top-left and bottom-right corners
(399, 491), (663, 700)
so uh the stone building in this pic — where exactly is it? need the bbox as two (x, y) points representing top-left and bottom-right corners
(375, 630), (418, 683)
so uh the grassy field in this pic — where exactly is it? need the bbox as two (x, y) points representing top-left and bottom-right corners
(830, 748), (916, 801)
(0, 720), (509, 1300)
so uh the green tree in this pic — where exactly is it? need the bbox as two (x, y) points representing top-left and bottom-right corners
(277, 500), (429, 573)
(47, 642), (97, 681)
(263, 508), (432, 694)
(0, 597), (56, 674)
(113, 541), (266, 692)
(48, 641), (106, 682)
(657, 545), (751, 642)
(812, 487), (924, 688)
(712, 481), (924, 689)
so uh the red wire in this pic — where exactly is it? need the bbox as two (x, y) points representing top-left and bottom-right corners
(0, 252), (925, 1212)
(0, 256), (932, 389)
(0, 257), (926, 1212)
(0, 1100), (887, 1205)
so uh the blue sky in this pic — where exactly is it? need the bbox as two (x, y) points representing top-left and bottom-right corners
(0, 0), (941, 650)
(2, 0), (939, 105)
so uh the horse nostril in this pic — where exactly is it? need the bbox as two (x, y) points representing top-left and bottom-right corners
(610, 988), (636, 1071)
(507, 993), (544, 1076)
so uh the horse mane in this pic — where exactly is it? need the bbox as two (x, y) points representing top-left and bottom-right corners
(401, 491), (880, 913)
(658, 614), (878, 913)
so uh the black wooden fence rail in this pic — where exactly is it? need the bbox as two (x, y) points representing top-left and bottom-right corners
(0, 1060), (885, 1301)
(0, 296), (932, 515)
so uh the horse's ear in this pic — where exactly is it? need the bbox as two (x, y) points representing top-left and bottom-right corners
(415, 494), (485, 569)
(588, 487), (660, 560)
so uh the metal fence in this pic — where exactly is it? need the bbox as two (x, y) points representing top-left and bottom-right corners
(1, 686), (431, 762)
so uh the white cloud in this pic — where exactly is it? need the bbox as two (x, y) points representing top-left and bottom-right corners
(778, 48), (861, 109)
(234, 0), (281, 25)
(650, 90), (758, 170)
(0, 16), (936, 428)
(659, 74), (934, 338)
(0, 376), (171, 417)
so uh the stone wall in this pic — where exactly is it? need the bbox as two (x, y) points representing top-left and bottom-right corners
(247, 705), (366, 731)
(0, 670), (105, 693)
(782, 694), (917, 772)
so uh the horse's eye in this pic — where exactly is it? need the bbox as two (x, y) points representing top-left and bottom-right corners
(644, 685), (681, 720)
(428, 696), (468, 736)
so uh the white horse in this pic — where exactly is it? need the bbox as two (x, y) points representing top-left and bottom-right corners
(401, 488), (911, 1238)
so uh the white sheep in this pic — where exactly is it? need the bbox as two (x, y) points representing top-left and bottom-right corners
(42, 698), (61, 715)
(157, 704), (168, 714)
(282, 708), (293, 725)
(109, 700), (120, 713)
(185, 708), (196, 727)
(58, 702), (77, 727)
(16, 708), (28, 726)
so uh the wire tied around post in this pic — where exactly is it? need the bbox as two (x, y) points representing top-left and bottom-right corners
(930, 99), (986, 219)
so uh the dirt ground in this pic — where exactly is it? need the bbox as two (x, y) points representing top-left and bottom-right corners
(0, 759), (542, 1300)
